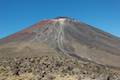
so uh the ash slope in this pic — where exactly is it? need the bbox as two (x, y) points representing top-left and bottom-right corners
(0, 18), (120, 68)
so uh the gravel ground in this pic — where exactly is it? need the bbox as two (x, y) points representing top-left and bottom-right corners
(0, 55), (120, 80)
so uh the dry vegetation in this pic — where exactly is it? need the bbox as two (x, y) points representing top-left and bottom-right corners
(0, 55), (120, 80)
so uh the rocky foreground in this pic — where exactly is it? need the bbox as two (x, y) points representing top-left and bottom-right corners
(0, 55), (120, 80)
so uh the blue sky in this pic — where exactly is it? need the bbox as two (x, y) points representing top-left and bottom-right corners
(0, 0), (120, 38)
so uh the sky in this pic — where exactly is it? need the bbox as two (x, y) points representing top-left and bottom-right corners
(0, 0), (120, 38)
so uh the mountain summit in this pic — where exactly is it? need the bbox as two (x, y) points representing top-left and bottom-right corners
(0, 17), (120, 68)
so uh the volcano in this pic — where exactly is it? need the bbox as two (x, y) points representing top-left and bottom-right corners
(0, 17), (120, 68)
